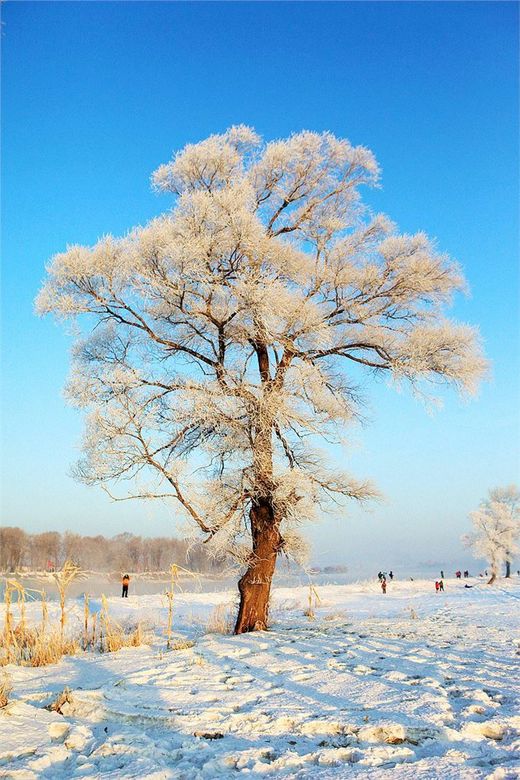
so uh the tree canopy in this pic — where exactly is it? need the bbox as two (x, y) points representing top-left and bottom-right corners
(37, 127), (487, 627)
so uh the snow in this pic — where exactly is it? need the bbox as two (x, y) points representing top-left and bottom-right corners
(1, 577), (519, 779)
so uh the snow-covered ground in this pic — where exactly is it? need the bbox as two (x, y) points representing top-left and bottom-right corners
(1, 577), (519, 779)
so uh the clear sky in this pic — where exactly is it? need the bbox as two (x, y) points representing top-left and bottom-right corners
(1, 1), (519, 571)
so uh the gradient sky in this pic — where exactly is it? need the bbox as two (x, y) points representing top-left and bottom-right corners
(1, 1), (519, 571)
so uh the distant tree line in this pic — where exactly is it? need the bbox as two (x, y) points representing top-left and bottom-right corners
(0, 526), (228, 574)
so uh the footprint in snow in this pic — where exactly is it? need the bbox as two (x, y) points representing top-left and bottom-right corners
(290, 671), (315, 682)
(353, 665), (376, 675)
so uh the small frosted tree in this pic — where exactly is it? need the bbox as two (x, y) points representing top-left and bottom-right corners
(37, 127), (486, 632)
(464, 485), (520, 583)
(488, 486), (520, 577)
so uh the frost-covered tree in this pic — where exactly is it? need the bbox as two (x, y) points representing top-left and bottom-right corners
(464, 485), (520, 583)
(488, 486), (520, 577)
(37, 127), (487, 632)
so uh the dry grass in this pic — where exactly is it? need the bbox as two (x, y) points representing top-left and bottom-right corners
(323, 610), (349, 621)
(1, 562), (83, 667)
(0, 673), (12, 707)
(165, 564), (179, 649)
(82, 593), (101, 651)
(80, 591), (145, 654)
(83, 592), (90, 650)
(2, 579), (26, 664)
(164, 563), (201, 649)
(98, 595), (144, 653)
(303, 583), (321, 620)
(171, 639), (195, 651)
(51, 560), (84, 640)
(1, 577), (79, 667)
(1, 623), (78, 668)
(11, 628), (78, 667)
(205, 603), (234, 634)
(1, 564), (144, 666)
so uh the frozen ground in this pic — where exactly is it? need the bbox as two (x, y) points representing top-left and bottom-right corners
(1, 577), (519, 779)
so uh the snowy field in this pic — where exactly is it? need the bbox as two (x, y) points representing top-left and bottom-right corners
(1, 577), (519, 779)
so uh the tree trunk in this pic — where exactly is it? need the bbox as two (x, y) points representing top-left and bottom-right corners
(235, 337), (281, 634)
(487, 567), (497, 585)
(505, 560), (511, 578)
(234, 498), (280, 634)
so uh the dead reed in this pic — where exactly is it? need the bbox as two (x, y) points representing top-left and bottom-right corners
(98, 595), (143, 653)
(166, 564), (179, 649)
(0, 673), (12, 707)
(163, 562), (201, 648)
(205, 603), (234, 634)
(51, 560), (83, 641)
(304, 583), (321, 620)
(1, 578), (79, 667)
(1, 584), (144, 665)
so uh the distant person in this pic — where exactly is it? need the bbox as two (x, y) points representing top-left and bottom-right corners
(378, 571), (383, 581)
(439, 579), (444, 592)
(122, 574), (130, 598)
(440, 570), (444, 579)
(435, 581), (440, 592)
(464, 570), (469, 578)
(455, 570), (461, 579)
(381, 578), (387, 594)
(389, 571), (394, 580)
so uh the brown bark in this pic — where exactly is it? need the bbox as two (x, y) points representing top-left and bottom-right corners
(234, 338), (281, 634)
(234, 498), (281, 634)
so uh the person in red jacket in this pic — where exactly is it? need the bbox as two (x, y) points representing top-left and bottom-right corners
(381, 578), (387, 594)
(435, 580), (440, 592)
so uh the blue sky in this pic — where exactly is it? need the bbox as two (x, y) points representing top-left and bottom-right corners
(1, 2), (519, 571)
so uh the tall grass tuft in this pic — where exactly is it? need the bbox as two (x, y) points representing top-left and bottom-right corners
(163, 562), (200, 648)
(1, 578), (78, 667)
(166, 564), (179, 649)
(83, 593), (90, 650)
(304, 583), (321, 620)
(99, 595), (143, 653)
(205, 603), (234, 634)
(0, 673), (12, 707)
(51, 560), (83, 641)
(2, 581), (16, 664)
(41, 589), (48, 635)
(1, 565), (145, 666)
